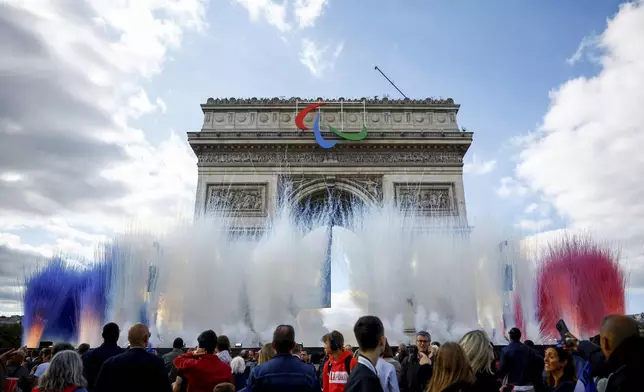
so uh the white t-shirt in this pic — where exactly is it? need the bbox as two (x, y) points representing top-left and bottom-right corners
(34, 362), (50, 377)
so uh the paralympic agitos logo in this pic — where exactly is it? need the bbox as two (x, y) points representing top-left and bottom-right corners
(295, 103), (368, 149)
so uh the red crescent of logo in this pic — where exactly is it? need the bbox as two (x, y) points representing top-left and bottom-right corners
(295, 102), (327, 130)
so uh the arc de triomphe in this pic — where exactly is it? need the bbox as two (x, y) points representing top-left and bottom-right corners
(188, 97), (472, 337)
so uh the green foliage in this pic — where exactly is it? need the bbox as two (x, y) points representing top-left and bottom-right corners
(0, 323), (23, 348)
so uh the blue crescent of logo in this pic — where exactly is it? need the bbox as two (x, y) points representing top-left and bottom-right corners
(313, 113), (337, 149)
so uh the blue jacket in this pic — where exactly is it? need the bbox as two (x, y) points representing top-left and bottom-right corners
(95, 348), (171, 392)
(245, 353), (318, 392)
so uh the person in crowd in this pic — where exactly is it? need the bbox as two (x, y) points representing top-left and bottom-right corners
(344, 345), (353, 352)
(31, 348), (52, 378)
(95, 323), (171, 392)
(33, 350), (88, 392)
(256, 344), (273, 366)
(6, 349), (29, 379)
(345, 316), (386, 392)
(27, 349), (43, 372)
(213, 383), (235, 392)
(231, 356), (247, 391)
(395, 345), (408, 365)
(216, 335), (232, 365)
(400, 331), (432, 392)
(245, 324), (318, 392)
(299, 350), (310, 364)
(81, 322), (124, 392)
(458, 330), (500, 392)
(381, 342), (402, 380)
(497, 328), (543, 390)
(173, 330), (233, 392)
(593, 314), (643, 391)
(426, 342), (476, 392)
(76, 344), (90, 357)
(35, 344), (75, 379)
(1, 348), (19, 389)
(322, 330), (358, 392)
(292, 344), (303, 359)
(163, 338), (185, 381)
(544, 346), (576, 392)
(376, 341), (400, 392)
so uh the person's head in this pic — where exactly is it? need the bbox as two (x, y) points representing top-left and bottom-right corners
(127, 323), (150, 348)
(272, 325), (296, 354)
(102, 322), (120, 343)
(198, 330), (218, 354)
(240, 349), (249, 360)
(509, 328), (521, 342)
(459, 330), (494, 375)
(524, 340), (535, 348)
(353, 316), (386, 355)
(213, 382), (235, 392)
(77, 343), (90, 356)
(427, 342), (476, 392)
(37, 350), (86, 391)
(415, 331), (431, 354)
(258, 343), (274, 364)
(41, 347), (52, 362)
(52, 343), (75, 356)
(173, 338), (185, 350)
(381, 341), (394, 359)
(544, 346), (577, 387)
(343, 344), (352, 351)
(322, 330), (345, 355)
(230, 356), (246, 375)
(217, 335), (230, 353)
(299, 350), (309, 363)
(600, 314), (640, 358)
(8, 350), (26, 366)
(431, 341), (441, 347)
(292, 343), (303, 355)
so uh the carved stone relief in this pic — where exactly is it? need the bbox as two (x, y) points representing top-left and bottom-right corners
(205, 183), (267, 216)
(394, 183), (457, 215)
(279, 175), (383, 203)
(197, 149), (463, 167)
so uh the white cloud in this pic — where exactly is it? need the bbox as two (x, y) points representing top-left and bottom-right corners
(294, 0), (328, 28)
(233, 0), (291, 32)
(515, 0), (644, 286)
(514, 219), (553, 232)
(496, 177), (529, 198)
(299, 38), (343, 77)
(463, 154), (497, 175)
(0, 0), (203, 311)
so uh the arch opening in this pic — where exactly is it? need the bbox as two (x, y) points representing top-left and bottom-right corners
(294, 187), (365, 229)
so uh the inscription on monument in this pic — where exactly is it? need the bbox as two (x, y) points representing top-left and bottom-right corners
(206, 183), (267, 216)
(394, 183), (457, 215)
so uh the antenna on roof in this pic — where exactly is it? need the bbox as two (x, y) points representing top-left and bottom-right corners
(374, 66), (409, 99)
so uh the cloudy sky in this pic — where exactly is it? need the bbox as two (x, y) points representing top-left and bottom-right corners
(1, 0), (644, 318)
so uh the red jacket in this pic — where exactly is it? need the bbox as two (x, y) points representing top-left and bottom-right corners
(173, 352), (232, 392)
(322, 350), (358, 392)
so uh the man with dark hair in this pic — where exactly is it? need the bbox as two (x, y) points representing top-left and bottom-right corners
(322, 330), (357, 392)
(96, 323), (171, 392)
(82, 323), (125, 392)
(174, 330), (232, 392)
(163, 337), (185, 381)
(77, 343), (90, 356)
(345, 316), (385, 392)
(400, 331), (432, 392)
(216, 335), (232, 364)
(246, 325), (318, 392)
(498, 327), (543, 390)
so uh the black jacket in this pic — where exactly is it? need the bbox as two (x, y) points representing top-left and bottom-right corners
(82, 342), (125, 392)
(603, 336), (644, 392)
(399, 356), (432, 392)
(345, 362), (383, 392)
(95, 347), (171, 392)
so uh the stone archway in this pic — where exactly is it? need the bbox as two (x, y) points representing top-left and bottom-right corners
(294, 187), (366, 229)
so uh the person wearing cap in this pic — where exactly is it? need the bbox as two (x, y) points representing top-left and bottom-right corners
(163, 337), (185, 381)
(82, 322), (126, 392)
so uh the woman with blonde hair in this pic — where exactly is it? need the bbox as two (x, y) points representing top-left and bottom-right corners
(458, 330), (500, 391)
(426, 342), (476, 392)
(257, 343), (274, 365)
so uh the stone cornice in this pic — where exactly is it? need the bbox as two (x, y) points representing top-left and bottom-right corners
(203, 96), (458, 109)
(188, 131), (473, 143)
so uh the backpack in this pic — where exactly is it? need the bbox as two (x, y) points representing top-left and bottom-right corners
(327, 356), (353, 378)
